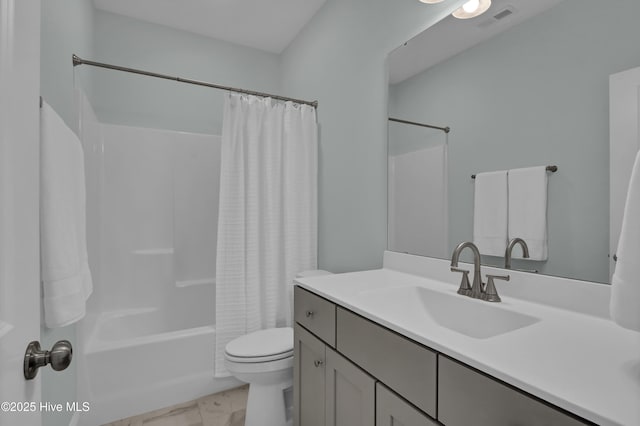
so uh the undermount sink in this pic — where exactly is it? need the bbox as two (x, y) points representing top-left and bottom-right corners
(357, 286), (540, 339)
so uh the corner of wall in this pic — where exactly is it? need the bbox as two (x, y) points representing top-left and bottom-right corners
(279, 0), (466, 273)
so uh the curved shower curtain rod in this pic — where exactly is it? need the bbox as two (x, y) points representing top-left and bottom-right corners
(72, 54), (319, 108)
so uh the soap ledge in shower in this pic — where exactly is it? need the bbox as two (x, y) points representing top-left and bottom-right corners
(176, 278), (216, 288)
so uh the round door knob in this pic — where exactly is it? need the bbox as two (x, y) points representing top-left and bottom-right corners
(23, 340), (73, 380)
(49, 340), (73, 371)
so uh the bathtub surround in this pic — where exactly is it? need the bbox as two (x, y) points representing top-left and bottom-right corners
(75, 92), (239, 425)
(610, 150), (640, 332)
(215, 94), (318, 377)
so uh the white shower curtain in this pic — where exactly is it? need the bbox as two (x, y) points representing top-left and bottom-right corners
(215, 93), (318, 377)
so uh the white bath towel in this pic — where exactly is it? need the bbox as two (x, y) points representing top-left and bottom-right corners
(610, 150), (640, 332)
(40, 100), (93, 328)
(508, 166), (548, 260)
(473, 171), (508, 256)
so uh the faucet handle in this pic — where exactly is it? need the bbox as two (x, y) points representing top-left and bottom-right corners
(451, 267), (472, 296)
(483, 274), (510, 302)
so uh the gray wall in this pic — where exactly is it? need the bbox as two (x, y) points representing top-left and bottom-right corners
(91, 9), (282, 135)
(41, 0), (94, 128)
(44, 0), (472, 285)
(281, 0), (467, 273)
(40, 2), (95, 424)
(390, 0), (640, 283)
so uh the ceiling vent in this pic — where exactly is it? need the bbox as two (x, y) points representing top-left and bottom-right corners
(493, 8), (514, 19)
(477, 5), (516, 27)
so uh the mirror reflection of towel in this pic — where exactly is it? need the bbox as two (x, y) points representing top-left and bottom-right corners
(473, 170), (508, 256)
(508, 166), (548, 261)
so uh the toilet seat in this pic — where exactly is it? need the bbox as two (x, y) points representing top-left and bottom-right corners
(225, 327), (293, 364)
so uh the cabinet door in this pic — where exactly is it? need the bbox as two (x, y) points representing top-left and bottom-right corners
(294, 324), (327, 426)
(376, 383), (438, 426)
(325, 347), (375, 426)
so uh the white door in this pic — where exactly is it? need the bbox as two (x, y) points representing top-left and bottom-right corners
(0, 1), (42, 425)
(609, 67), (640, 280)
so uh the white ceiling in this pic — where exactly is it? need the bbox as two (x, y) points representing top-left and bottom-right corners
(389, 0), (565, 84)
(93, 0), (327, 54)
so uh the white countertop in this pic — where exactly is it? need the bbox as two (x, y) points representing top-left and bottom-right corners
(295, 253), (640, 426)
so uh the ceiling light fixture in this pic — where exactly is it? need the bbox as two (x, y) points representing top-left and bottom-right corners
(452, 0), (491, 19)
(419, 0), (446, 4)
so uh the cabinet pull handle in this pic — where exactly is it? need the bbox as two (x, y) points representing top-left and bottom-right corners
(314, 360), (324, 367)
(305, 310), (314, 318)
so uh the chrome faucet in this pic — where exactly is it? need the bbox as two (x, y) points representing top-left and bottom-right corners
(450, 242), (483, 299)
(451, 241), (510, 302)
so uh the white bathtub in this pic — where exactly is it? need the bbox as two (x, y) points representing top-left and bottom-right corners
(79, 282), (240, 425)
(74, 103), (235, 425)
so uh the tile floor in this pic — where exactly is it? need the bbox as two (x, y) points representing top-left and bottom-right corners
(103, 385), (249, 426)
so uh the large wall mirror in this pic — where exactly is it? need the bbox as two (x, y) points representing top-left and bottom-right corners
(387, 0), (640, 284)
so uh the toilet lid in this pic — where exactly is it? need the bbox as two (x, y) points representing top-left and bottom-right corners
(225, 327), (293, 363)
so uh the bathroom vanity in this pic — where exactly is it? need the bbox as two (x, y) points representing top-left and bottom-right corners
(293, 252), (640, 426)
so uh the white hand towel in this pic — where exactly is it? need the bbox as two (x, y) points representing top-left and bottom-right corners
(473, 171), (508, 256)
(610, 150), (640, 332)
(40, 100), (93, 328)
(508, 166), (548, 260)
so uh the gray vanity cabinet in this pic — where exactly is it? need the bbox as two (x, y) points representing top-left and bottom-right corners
(336, 308), (437, 417)
(294, 285), (592, 426)
(293, 325), (376, 426)
(376, 383), (438, 426)
(438, 356), (589, 426)
(294, 287), (375, 426)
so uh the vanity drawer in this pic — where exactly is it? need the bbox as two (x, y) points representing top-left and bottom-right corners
(294, 286), (336, 347)
(438, 356), (591, 426)
(336, 308), (437, 417)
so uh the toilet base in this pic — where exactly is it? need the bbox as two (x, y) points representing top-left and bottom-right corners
(245, 379), (293, 426)
(224, 328), (295, 426)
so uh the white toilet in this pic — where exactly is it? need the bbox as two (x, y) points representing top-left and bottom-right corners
(224, 270), (331, 426)
(225, 327), (294, 426)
